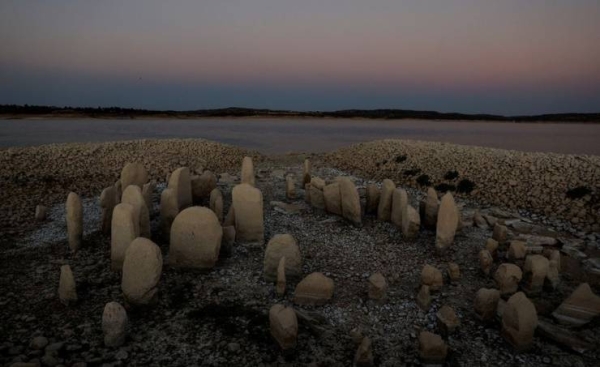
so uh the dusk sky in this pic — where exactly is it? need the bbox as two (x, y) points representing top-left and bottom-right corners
(1, 1), (599, 114)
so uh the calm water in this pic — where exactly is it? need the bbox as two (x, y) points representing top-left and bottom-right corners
(1, 118), (599, 155)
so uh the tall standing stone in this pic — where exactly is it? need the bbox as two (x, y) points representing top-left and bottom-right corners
(66, 192), (83, 252)
(209, 188), (224, 223)
(102, 302), (128, 347)
(121, 163), (148, 189)
(402, 204), (420, 238)
(502, 292), (538, 351)
(286, 175), (296, 200)
(168, 167), (192, 210)
(122, 237), (163, 305)
(241, 156), (255, 186)
(100, 186), (117, 235)
(365, 184), (380, 215)
(302, 159), (312, 186)
(390, 188), (407, 227)
(232, 183), (264, 243)
(435, 192), (458, 252)
(169, 207), (222, 269)
(121, 185), (150, 238)
(58, 265), (77, 305)
(191, 171), (217, 203)
(264, 234), (302, 281)
(160, 188), (179, 237)
(323, 183), (342, 215)
(377, 179), (395, 221)
(269, 304), (298, 350)
(339, 177), (361, 226)
(111, 203), (139, 271)
(423, 187), (439, 229)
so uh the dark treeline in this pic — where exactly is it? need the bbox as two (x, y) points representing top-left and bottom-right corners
(1, 104), (599, 122)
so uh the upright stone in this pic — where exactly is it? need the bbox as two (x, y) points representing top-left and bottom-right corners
(100, 186), (117, 235)
(368, 272), (387, 301)
(508, 240), (527, 261)
(502, 292), (538, 351)
(435, 192), (458, 252)
(269, 304), (298, 350)
(402, 204), (420, 238)
(294, 272), (334, 305)
(169, 207), (222, 269)
(494, 263), (523, 295)
(58, 265), (77, 305)
(276, 257), (286, 296)
(377, 179), (395, 221)
(286, 175), (296, 200)
(66, 192), (83, 252)
(339, 177), (361, 226)
(168, 167), (192, 210)
(493, 223), (508, 243)
(474, 288), (501, 321)
(418, 331), (448, 364)
(354, 337), (374, 367)
(486, 238), (499, 257)
(241, 156), (255, 186)
(523, 255), (549, 295)
(121, 185), (150, 238)
(122, 237), (162, 306)
(423, 187), (439, 229)
(264, 234), (302, 281)
(111, 203), (138, 270)
(365, 184), (380, 215)
(302, 159), (312, 186)
(160, 188), (179, 237)
(209, 188), (224, 223)
(232, 183), (264, 243)
(191, 171), (217, 202)
(102, 302), (128, 347)
(323, 183), (342, 215)
(479, 250), (493, 276)
(390, 188), (407, 227)
(436, 305), (460, 335)
(552, 283), (600, 326)
(421, 264), (443, 291)
(120, 163), (148, 189)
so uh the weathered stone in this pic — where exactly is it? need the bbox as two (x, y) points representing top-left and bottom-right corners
(122, 237), (163, 305)
(102, 302), (128, 347)
(159, 188), (179, 237)
(435, 192), (458, 252)
(494, 263), (523, 295)
(309, 185), (326, 210)
(100, 186), (117, 234)
(285, 175), (296, 200)
(552, 283), (600, 327)
(493, 223), (508, 243)
(209, 188), (224, 223)
(294, 272), (334, 305)
(377, 179), (395, 221)
(474, 288), (500, 321)
(421, 264), (443, 291)
(437, 305), (460, 334)
(368, 272), (387, 301)
(114, 179), (123, 203)
(191, 170), (217, 202)
(120, 162), (148, 189)
(58, 265), (77, 305)
(418, 331), (448, 364)
(66, 192), (83, 252)
(402, 204), (420, 238)
(473, 209), (488, 229)
(168, 167), (192, 210)
(448, 262), (461, 281)
(508, 240), (527, 261)
(537, 319), (594, 354)
(423, 187), (439, 229)
(142, 182), (155, 214)
(269, 304), (298, 350)
(169, 207), (222, 269)
(121, 185), (150, 238)
(323, 183), (342, 215)
(241, 156), (255, 186)
(523, 255), (549, 294)
(390, 188), (407, 227)
(365, 184), (380, 215)
(479, 249), (493, 276)
(232, 183), (264, 243)
(264, 234), (302, 281)
(486, 238), (499, 257)
(354, 337), (374, 367)
(416, 285), (431, 311)
(111, 203), (138, 270)
(221, 225), (236, 257)
(35, 205), (47, 221)
(339, 177), (361, 226)
(502, 292), (538, 351)
(276, 257), (286, 296)
(303, 159), (312, 186)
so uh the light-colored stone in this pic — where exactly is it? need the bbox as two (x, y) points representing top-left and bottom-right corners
(35, 205), (47, 221)
(479, 250), (493, 276)
(294, 272), (334, 305)
(276, 257), (286, 296)
(435, 192), (458, 252)
(66, 192), (83, 252)
(390, 188), (407, 227)
(160, 188), (179, 237)
(168, 167), (192, 210)
(102, 302), (128, 347)
(423, 187), (439, 229)
(493, 223), (508, 243)
(121, 185), (150, 238)
(209, 188), (224, 223)
(191, 170), (217, 202)
(111, 203), (138, 270)
(523, 255), (549, 294)
(448, 262), (460, 281)
(285, 175), (296, 200)
(552, 283), (600, 327)
(508, 240), (527, 261)
(401, 204), (420, 238)
(169, 206), (222, 268)
(418, 331), (448, 364)
(354, 337), (374, 367)
(142, 182), (155, 214)
(232, 183), (264, 243)
(377, 179), (395, 221)
(474, 288), (500, 321)
(264, 234), (302, 281)
(368, 272), (387, 301)
(122, 237), (163, 305)
(494, 263), (523, 295)
(58, 265), (77, 305)
(416, 285), (431, 311)
(339, 177), (361, 226)
(437, 305), (460, 334)
(323, 183), (342, 215)
(241, 156), (255, 186)
(421, 264), (443, 291)
(365, 184), (380, 215)
(269, 304), (298, 350)
(302, 159), (311, 186)
(502, 292), (538, 351)
(100, 186), (117, 234)
(120, 163), (148, 189)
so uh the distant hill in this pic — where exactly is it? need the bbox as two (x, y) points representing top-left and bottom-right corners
(1, 104), (599, 122)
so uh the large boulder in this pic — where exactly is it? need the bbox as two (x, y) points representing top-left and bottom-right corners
(377, 179), (395, 221)
(121, 185), (150, 238)
(552, 283), (600, 327)
(120, 163), (148, 189)
(169, 207), (222, 269)
(264, 234), (302, 281)
(502, 292), (538, 351)
(269, 304), (298, 350)
(494, 263), (523, 295)
(232, 183), (264, 243)
(66, 192), (83, 253)
(191, 171), (217, 202)
(294, 272), (334, 305)
(423, 187), (439, 229)
(209, 188), (224, 223)
(122, 237), (163, 306)
(168, 167), (192, 210)
(241, 156), (255, 186)
(435, 192), (458, 252)
(323, 183), (342, 215)
(58, 265), (77, 305)
(102, 302), (128, 347)
(100, 186), (118, 235)
(160, 188), (179, 237)
(390, 188), (407, 228)
(111, 203), (138, 271)
(339, 177), (361, 226)
(365, 184), (380, 215)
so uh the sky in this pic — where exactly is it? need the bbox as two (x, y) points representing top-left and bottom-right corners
(1, 0), (599, 115)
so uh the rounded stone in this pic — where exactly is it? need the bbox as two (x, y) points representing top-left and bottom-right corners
(264, 234), (302, 281)
(111, 203), (138, 271)
(102, 302), (128, 347)
(120, 162), (148, 190)
(122, 237), (163, 305)
(169, 207), (222, 269)
(232, 183), (264, 243)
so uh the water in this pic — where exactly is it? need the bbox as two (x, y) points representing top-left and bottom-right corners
(1, 118), (599, 155)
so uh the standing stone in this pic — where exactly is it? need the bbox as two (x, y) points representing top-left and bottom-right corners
(448, 262), (461, 281)
(221, 225), (236, 257)
(276, 257), (286, 296)
(232, 183), (264, 243)
(479, 249), (493, 276)
(402, 205), (421, 238)
(418, 331), (448, 364)
(523, 255), (549, 294)
(269, 304), (298, 350)
(191, 171), (217, 202)
(486, 238), (499, 257)
(423, 187), (439, 229)
(365, 184), (380, 215)
(552, 283), (600, 327)
(417, 285), (431, 311)
(100, 186), (117, 234)
(142, 182), (155, 214)
(437, 305), (460, 335)
(35, 205), (47, 221)
(264, 234), (302, 281)
(102, 302), (128, 347)
(160, 188), (179, 237)
(493, 223), (509, 243)
(168, 167), (193, 210)
(494, 263), (523, 295)
(302, 159), (312, 186)
(508, 240), (527, 261)
(66, 192), (83, 252)
(323, 183), (342, 215)
(114, 179), (123, 203)
(169, 207), (222, 269)
(368, 273), (387, 301)
(377, 179), (395, 221)
(354, 337), (374, 367)
(111, 203), (138, 271)
(502, 292), (538, 351)
(294, 272), (334, 305)
(285, 175), (296, 200)
(339, 177), (361, 226)
(435, 192), (458, 252)
(209, 188), (224, 223)
(421, 264), (443, 291)
(122, 237), (162, 305)
(474, 288), (501, 321)
(121, 185), (150, 238)
(121, 163), (148, 190)
(390, 188), (407, 227)
(241, 156), (255, 186)
(58, 265), (77, 305)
